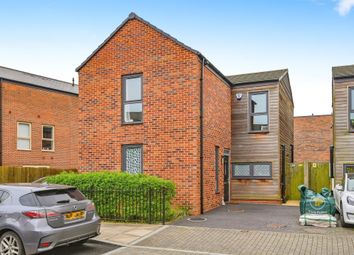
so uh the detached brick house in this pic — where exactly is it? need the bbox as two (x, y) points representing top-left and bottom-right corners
(0, 66), (78, 169)
(77, 13), (293, 213)
(294, 115), (333, 163)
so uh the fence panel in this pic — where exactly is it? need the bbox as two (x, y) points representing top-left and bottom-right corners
(0, 167), (76, 183)
(286, 162), (330, 200)
(80, 187), (167, 224)
(286, 163), (304, 200)
(308, 162), (330, 193)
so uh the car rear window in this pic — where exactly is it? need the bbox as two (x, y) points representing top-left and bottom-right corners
(19, 193), (39, 207)
(35, 188), (86, 207)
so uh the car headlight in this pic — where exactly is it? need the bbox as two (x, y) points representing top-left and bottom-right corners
(347, 196), (354, 206)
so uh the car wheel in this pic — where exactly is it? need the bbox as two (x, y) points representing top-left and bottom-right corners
(340, 204), (349, 228)
(0, 231), (24, 255)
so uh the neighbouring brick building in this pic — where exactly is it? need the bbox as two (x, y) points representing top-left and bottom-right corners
(77, 13), (294, 214)
(294, 115), (332, 163)
(0, 66), (79, 169)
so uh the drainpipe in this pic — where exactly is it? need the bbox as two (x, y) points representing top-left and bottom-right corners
(330, 145), (334, 192)
(200, 57), (205, 215)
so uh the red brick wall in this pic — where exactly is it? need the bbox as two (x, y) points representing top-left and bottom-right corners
(1, 80), (78, 169)
(294, 115), (332, 163)
(203, 67), (231, 211)
(78, 18), (202, 214)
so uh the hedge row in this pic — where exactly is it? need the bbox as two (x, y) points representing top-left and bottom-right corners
(46, 172), (176, 223)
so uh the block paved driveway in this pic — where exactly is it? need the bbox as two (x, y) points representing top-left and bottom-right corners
(110, 204), (354, 255)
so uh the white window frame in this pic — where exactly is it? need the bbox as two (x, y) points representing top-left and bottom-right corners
(17, 122), (31, 151)
(42, 125), (55, 152)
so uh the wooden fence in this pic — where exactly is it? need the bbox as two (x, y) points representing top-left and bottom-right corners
(0, 167), (77, 183)
(286, 162), (330, 200)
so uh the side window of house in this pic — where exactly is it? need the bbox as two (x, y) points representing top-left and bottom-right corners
(344, 164), (354, 175)
(122, 145), (143, 174)
(122, 74), (143, 124)
(349, 87), (354, 131)
(215, 146), (219, 193)
(42, 125), (54, 151)
(232, 163), (272, 179)
(17, 122), (31, 150)
(249, 92), (268, 132)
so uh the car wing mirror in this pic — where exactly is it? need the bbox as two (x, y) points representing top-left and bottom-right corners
(336, 184), (344, 191)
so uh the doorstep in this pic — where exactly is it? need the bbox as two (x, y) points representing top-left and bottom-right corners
(283, 200), (299, 207)
(95, 222), (162, 246)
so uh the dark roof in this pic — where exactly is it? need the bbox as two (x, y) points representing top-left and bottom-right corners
(332, 64), (354, 80)
(76, 12), (232, 86)
(227, 69), (288, 85)
(0, 66), (78, 95)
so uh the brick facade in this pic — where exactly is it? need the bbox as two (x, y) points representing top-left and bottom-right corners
(0, 80), (78, 169)
(77, 14), (231, 214)
(294, 115), (332, 163)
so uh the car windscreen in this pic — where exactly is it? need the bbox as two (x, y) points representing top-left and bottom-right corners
(348, 176), (354, 191)
(34, 188), (86, 207)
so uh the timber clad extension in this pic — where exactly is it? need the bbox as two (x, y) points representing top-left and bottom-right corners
(0, 66), (79, 169)
(332, 64), (354, 180)
(228, 70), (294, 203)
(77, 12), (293, 213)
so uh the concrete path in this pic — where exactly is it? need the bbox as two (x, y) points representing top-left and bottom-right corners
(110, 225), (354, 255)
(95, 223), (162, 246)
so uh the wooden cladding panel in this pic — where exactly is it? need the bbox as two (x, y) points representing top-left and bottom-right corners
(333, 79), (354, 179)
(231, 83), (280, 200)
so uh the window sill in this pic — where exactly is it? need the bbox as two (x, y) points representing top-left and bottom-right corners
(232, 177), (273, 180)
(42, 150), (55, 153)
(17, 149), (32, 151)
(248, 131), (269, 134)
(122, 122), (143, 126)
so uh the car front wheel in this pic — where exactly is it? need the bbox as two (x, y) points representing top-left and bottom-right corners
(340, 204), (349, 228)
(0, 231), (24, 255)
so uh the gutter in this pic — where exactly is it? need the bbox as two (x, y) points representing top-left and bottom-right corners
(199, 57), (205, 215)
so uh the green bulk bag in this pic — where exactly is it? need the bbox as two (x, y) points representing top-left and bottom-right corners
(298, 185), (336, 216)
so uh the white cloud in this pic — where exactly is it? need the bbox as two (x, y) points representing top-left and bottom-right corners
(336, 0), (354, 16)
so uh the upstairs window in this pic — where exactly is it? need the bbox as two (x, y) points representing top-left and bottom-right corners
(17, 122), (31, 150)
(249, 92), (269, 132)
(42, 125), (54, 151)
(349, 88), (354, 131)
(122, 74), (143, 124)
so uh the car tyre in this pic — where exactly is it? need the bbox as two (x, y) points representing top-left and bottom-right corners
(0, 231), (25, 255)
(340, 204), (349, 228)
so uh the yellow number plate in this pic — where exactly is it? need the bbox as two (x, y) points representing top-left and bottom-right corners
(65, 211), (85, 221)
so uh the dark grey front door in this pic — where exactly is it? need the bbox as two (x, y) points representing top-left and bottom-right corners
(223, 151), (230, 202)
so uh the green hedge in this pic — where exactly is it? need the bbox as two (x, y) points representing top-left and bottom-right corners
(46, 172), (176, 223)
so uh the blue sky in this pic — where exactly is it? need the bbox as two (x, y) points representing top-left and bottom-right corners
(1, 0), (354, 116)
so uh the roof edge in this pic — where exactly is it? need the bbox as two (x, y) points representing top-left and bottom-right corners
(76, 12), (201, 72)
(0, 65), (76, 86)
(1, 77), (78, 96)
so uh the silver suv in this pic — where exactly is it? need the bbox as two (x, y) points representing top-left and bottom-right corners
(0, 183), (101, 255)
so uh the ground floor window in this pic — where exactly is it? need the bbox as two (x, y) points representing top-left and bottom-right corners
(122, 145), (143, 174)
(344, 164), (354, 175)
(232, 162), (272, 179)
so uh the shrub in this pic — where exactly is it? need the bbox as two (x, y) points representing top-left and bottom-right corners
(46, 171), (176, 223)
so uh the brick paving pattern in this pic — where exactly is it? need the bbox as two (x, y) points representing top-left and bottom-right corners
(131, 226), (354, 255)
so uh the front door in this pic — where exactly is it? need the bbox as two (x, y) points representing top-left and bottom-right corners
(223, 151), (230, 202)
